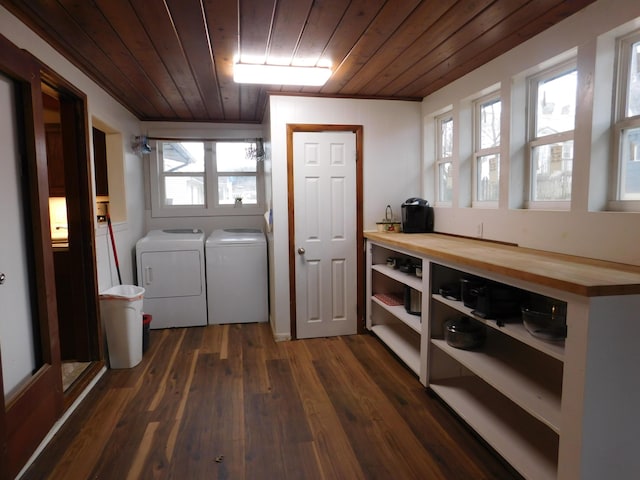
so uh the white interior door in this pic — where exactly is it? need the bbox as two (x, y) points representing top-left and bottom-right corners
(294, 131), (357, 339)
(0, 73), (38, 400)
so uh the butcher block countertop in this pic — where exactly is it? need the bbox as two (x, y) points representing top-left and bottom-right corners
(364, 231), (640, 297)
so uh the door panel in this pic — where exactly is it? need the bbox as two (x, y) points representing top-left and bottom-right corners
(140, 250), (203, 298)
(0, 35), (63, 478)
(294, 131), (357, 338)
(331, 259), (347, 319)
(0, 74), (38, 400)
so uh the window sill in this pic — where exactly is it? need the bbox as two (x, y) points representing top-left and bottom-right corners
(525, 200), (570, 211)
(608, 200), (640, 212)
(151, 204), (265, 218)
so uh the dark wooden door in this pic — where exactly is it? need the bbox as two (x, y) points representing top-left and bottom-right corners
(54, 89), (101, 363)
(45, 123), (65, 196)
(0, 34), (64, 479)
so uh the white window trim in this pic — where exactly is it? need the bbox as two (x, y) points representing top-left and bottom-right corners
(526, 60), (577, 210)
(472, 92), (501, 208)
(149, 139), (264, 218)
(435, 112), (454, 207)
(610, 29), (640, 209)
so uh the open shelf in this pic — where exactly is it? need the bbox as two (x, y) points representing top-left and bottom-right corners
(371, 295), (421, 333)
(430, 335), (562, 432)
(370, 323), (420, 375)
(372, 263), (423, 291)
(432, 294), (565, 361)
(365, 234), (640, 480)
(429, 377), (558, 480)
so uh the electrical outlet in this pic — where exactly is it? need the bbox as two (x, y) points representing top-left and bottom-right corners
(477, 222), (483, 238)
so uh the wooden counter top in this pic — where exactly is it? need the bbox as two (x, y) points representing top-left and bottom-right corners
(364, 232), (640, 297)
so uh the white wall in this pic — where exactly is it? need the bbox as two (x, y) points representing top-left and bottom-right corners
(268, 96), (422, 339)
(422, 0), (640, 266)
(0, 5), (145, 291)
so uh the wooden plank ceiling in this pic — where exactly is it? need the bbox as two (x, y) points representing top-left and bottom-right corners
(2, 0), (596, 123)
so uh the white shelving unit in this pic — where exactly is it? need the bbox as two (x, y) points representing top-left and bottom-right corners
(433, 295), (565, 361)
(371, 296), (421, 333)
(428, 263), (564, 480)
(366, 239), (566, 479)
(429, 377), (558, 480)
(369, 323), (420, 374)
(371, 263), (422, 291)
(366, 242), (424, 377)
(365, 233), (640, 480)
(430, 336), (562, 432)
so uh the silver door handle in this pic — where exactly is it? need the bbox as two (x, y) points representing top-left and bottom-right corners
(297, 247), (305, 255)
(0, 273), (5, 285)
(144, 266), (153, 285)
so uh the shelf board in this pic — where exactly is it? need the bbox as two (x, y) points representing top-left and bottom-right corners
(372, 264), (423, 291)
(370, 324), (420, 375)
(432, 294), (565, 361)
(371, 296), (421, 333)
(431, 337), (561, 432)
(430, 377), (558, 480)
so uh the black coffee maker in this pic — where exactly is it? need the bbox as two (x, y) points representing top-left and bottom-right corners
(401, 198), (434, 233)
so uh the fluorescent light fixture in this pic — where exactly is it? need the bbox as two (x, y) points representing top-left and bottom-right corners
(233, 63), (332, 86)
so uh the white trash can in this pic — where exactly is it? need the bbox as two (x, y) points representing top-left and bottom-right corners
(99, 285), (145, 369)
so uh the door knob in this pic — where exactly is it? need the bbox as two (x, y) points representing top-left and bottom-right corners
(297, 247), (305, 255)
(0, 272), (5, 285)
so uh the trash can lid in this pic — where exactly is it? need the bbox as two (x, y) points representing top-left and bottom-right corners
(99, 285), (145, 301)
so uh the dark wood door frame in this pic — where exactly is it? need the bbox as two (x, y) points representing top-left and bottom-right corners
(41, 67), (104, 370)
(41, 66), (105, 410)
(0, 34), (63, 479)
(286, 124), (364, 340)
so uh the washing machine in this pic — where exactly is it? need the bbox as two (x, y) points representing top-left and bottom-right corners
(206, 228), (268, 325)
(136, 229), (207, 329)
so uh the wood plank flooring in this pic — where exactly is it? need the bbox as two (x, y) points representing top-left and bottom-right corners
(21, 323), (520, 479)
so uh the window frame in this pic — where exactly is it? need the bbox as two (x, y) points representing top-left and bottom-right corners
(150, 139), (264, 218)
(472, 92), (501, 207)
(526, 60), (577, 210)
(435, 112), (454, 206)
(611, 29), (640, 210)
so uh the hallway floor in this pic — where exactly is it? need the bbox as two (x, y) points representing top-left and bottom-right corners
(22, 323), (519, 479)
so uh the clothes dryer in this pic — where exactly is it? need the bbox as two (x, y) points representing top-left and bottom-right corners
(136, 229), (207, 329)
(206, 228), (267, 324)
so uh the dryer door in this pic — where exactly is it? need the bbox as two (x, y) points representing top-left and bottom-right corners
(139, 250), (203, 298)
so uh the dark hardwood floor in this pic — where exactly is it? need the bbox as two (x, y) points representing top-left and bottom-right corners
(21, 323), (519, 479)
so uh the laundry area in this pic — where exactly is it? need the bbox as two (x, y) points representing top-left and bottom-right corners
(136, 227), (268, 328)
(99, 227), (267, 370)
(135, 228), (208, 329)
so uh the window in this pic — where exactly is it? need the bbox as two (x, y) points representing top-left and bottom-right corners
(613, 31), (640, 203)
(473, 94), (501, 205)
(216, 142), (259, 205)
(151, 139), (263, 217)
(436, 113), (454, 204)
(527, 64), (577, 206)
(159, 141), (206, 207)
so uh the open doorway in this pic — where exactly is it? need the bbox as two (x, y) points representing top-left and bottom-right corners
(41, 76), (103, 404)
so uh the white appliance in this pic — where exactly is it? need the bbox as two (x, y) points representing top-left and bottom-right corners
(206, 228), (268, 325)
(136, 229), (207, 329)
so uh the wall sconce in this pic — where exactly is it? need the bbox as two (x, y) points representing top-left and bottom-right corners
(132, 135), (151, 155)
